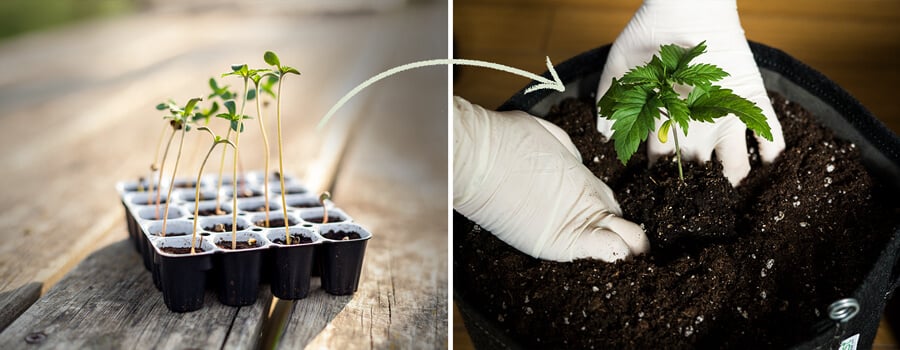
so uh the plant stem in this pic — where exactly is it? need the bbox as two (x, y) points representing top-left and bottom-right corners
(232, 78), (250, 250)
(191, 143), (221, 255)
(214, 127), (233, 214)
(155, 129), (177, 221)
(672, 125), (685, 182)
(162, 125), (187, 237)
(143, 124), (168, 193)
(254, 85), (271, 228)
(275, 77), (290, 244)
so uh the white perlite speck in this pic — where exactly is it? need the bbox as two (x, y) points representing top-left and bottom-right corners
(826, 164), (835, 172)
(593, 156), (600, 163)
(525, 307), (534, 315)
(766, 259), (774, 269)
(800, 222), (808, 228)
(592, 286), (599, 292)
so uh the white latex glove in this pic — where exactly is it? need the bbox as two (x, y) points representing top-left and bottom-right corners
(453, 96), (650, 262)
(596, 0), (785, 186)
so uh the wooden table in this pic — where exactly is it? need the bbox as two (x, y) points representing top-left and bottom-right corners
(0, 1), (448, 348)
(454, 0), (900, 348)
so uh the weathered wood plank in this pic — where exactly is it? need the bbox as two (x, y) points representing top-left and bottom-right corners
(275, 2), (448, 349)
(0, 282), (40, 332)
(0, 240), (272, 349)
(0, 1), (447, 324)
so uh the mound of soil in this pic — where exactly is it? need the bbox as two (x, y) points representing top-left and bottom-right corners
(455, 93), (899, 349)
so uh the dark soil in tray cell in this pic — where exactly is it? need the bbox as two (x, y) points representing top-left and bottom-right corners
(255, 218), (297, 228)
(323, 231), (362, 241)
(205, 223), (246, 232)
(228, 189), (263, 198)
(305, 216), (344, 224)
(243, 205), (276, 212)
(272, 234), (314, 245)
(174, 181), (197, 189)
(160, 247), (205, 254)
(197, 208), (230, 216)
(455, 93), (898, 349)
(216, 240), (260, 250)
(136, 198), (167, 205)
(152, 231), (189, 237)
(288, 201), (321, 209)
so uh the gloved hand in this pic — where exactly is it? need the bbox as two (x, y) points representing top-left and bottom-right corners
(596, 0), (785, 186)
(453, 96), (649, 262)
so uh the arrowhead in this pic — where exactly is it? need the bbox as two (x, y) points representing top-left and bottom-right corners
(524, 56), (565, 94)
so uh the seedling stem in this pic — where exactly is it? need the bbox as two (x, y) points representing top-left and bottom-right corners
(191, 127), (235, 255)
(319, 192), (331, 224)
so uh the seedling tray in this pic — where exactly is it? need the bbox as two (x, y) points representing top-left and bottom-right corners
(117, 171), (372, 312)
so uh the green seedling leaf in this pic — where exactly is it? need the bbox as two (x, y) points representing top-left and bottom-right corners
(247, 89), (257, 101)
(264, 51), (281, 67)
(224, 100), (236, 116)
(658, 119), (672, 144)
(281, 66), (300, 75)
(183, 97), (202, 116)
(597, 40), (774, 179)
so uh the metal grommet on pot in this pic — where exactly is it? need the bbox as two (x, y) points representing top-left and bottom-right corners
(828, 298), (860, 323)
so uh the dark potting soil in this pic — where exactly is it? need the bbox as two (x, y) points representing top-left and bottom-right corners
(255, 218), (297, 228)
(276, 188), (307, 195)
(197, 208), (230, 216)
(288, 201), (321, 209)
(243, 205), (274, 212)
(230, 189), (262, 198)
(174, 181), (197, 189)
(160, 246), (204, 254)
(136, 198), (166, 205)
(455, 93), (899, 349)
(306, 215), (344, 224)
(205, 223), (246, 232)
(323, 230), (362, 241)
(153, 231), (188, 237)
(272, 235), (314, 245)
(215, 240), (260, 250)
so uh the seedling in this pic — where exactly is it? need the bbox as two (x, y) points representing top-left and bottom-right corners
(209, 78), (239, 215)
(264, 50), (301, 244)
(161, 97), (203, 237)
(597, 41), (772, 181)
(319, 191), (331, 224)
(250, 71), (278, 227)
(190, 127), (235, 255)
(216, 97), (252, 249)
(153, 99), (184, 219)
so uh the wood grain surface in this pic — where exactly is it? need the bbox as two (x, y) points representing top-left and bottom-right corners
(0, 0), (448, 348)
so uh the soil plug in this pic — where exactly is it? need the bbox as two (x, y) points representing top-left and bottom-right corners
(264, 50), (301, 244)
(190, 127), (235, 255)
(597, 41), (772, 182)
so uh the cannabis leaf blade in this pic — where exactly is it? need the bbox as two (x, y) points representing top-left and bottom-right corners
(609, 87), (661, 164)
(687, 86), (772, 140)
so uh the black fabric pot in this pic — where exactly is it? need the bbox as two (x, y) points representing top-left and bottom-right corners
(454, 42), (900, 349)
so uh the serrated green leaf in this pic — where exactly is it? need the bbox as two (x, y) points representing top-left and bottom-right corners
(687, 86), (772, 140)
(609, 87), (661, 164)
(672, 63), (729, 86)
(676, 41), (707, 72)
(659, 44), (686, 73)
(598, 78), (624, 118)
(658, 86), (691, 136)
(620, 65), (659, 85)
(264, 51), (280, 67)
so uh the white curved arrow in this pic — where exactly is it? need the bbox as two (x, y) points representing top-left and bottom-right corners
(317, 57), (565, 128)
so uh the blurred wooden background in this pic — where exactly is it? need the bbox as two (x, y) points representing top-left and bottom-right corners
(454, 0), (900, 348)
